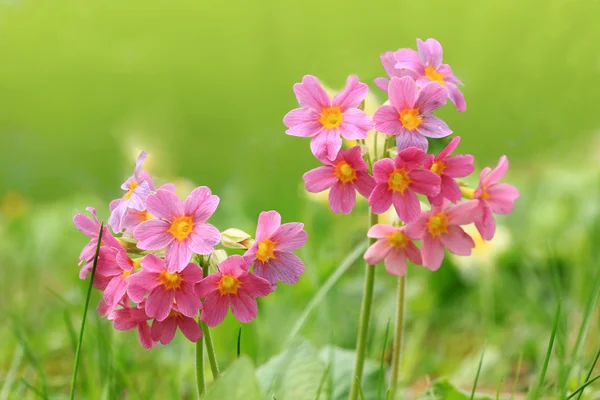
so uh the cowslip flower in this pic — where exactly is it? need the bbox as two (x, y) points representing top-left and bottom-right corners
(119, 183), (176, 233)
(134, 187), (221, 272)
(424, 136), (474, 205)
(109, 152), (155, 232)
(150, 304), (202, 344)
(127, 254), (204, 321)
(283, 75), (372, 161)
(243, 210), (308, 287)
(373, 76), (451, 152)
(97, 251), (139, 316)
(369, 147), (441, 223)
(395, 38), (466, 112)
(469, 156), (520, 240)
(303, 146), (375, 214)
(373, 49), (419, 92)
(73, 207), (121, 273)
(109, 302), (155, 349)
(364, 224), (422, 276)
(196, 255), (271, 327)
(406, 200), (479, 270)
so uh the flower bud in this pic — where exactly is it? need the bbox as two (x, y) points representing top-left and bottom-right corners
(221, 228), (255, 250)
(203, 249), (228, 274)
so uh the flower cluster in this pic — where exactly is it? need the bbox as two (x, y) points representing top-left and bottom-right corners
(284, 37), (519, 275)
(74, 153), (307, 348)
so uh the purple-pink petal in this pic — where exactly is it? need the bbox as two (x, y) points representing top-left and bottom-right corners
(446, 83), (466, 112)
(256, 210), (281, 241)
(188, 223), (220, 255)
(174, 283), (202, 318)
(422, 234), (445, 271)
(165, 240), (193, 273)
(396, 132), (429, 152)
(177, 316), (202, 342)
(415, 81), (447, 114)
(283, 107), (320, 127)
(240, 272), (272, 297)
(409, 170), (441, 197)
(332, 75), (368, 111)
(372, 158), (395, 183)
(354, 171), (376, 198)
(127, 270), (161, 303)
(443, 154), (475, 177)
(230, 291), (258, 323)
(388, 76), (418, 111)
(146, 288), (175, 322)
(146, 189), (184, 221)
(272, 223), (308, 252)
(200, 292), (230, 327)
(151, 317), (177, 345)
(184, 186), (220, 223)
(384, 250), (408, 277)
(440, 226), (475, 256)
(293, 75), (331, 111)
(483, 156), (509, 186)
(486, 183), (520, 214)
(417, 116), (452, 139)
(134, 219), (173, 250)
(368, 184), (393, 214)
(303, 166), (337, 193)
(310, 128), (343, 162)
(195, 274), (221, 298)
(392, 190), (421, 223)
(373, 105), (404, 135)
(286, 120), (324, 138)
(329, 182), (356, 214)
(364, 239), (391, 265)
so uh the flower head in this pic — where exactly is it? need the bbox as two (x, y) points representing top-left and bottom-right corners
(134, 187), (221, 272)
(150, 304), (202, 345)
(108, 302), (155, 349)
(109, 152), (155, 232)
(97, 251), (140, 316)
(284, 75), (373, 161)
(303, 146), (376, 214)
(364, 224), (422, 276)
(391, 38), (466, 112)
(470, 156), (520, 240)
(406, 200), (480, 270)
(127, 254), (204, 321)
(373, 49), (419, 92)
(424, 136), (474, 205)
(196, 255), (271, 327)
(243, 211), (308, 287)
(369, 147), (441, 223)
(373, 76), (451, 152)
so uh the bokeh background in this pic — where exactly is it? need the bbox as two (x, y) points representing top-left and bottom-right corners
(1, 0), (600, 398)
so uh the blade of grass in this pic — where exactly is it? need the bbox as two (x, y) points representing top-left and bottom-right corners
(570, 270), (600, 380)
(357, 376), (367, 400)
(567, 374), (600, 399)
(495, 379), (502, 400)
(20, 379), (46, 400)
(10, 323), (48, 399)
(237, 327), (242, 358)
(470, 343), (486, 400)
(314, 364), (331, 400)
(69, 222), (103, 400)
(378, 319), (391, 400)
(285, 242), (368, 344)
(0, 346), (23, 400)
(575, 347), (600, 400)
(511, 351), (524, 400)
(531, 299), (562, 400)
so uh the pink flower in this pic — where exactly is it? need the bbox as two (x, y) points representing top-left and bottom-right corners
(134, 187), (221, 273)
(97, 251), (138, 316)
(243, 211), (308, 287)
(373, 76), (451, 152)
(303, 146), (376, 214)
(196, 255), (271, 327)
(471, 156), (520, 240)
(394, 38), (466, 112)
(406, 201), (480, 270)
(424, 136), (474, 205)
(368, 147), (441, 223)
(127, 254), (204, 321)
(109, 302), (155, 349)
(150, 304), (202, 344)
(119, 183), (176, 233)
(73, 207), (121, 271)
(364, 224), (422, 276)
(109, 152), (155, 232)
(283, 75), (372, 161)
(373, 49), (419, 92)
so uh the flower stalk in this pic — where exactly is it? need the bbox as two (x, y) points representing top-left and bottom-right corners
(389, 274), (407, 399)
(201, 262), (221, 381)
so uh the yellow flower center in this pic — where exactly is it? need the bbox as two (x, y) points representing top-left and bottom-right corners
(122, 270), (132, 279)
(138, 210), (153, 222)
(124, 181), (138, 199)
(168, 310), (183, 319)
(479, 186), (491, 200)
(167, 215), (194, 241)
(388, 169), (412, 193)
(387, 231), (409, 249)
(256, 238), (276, 263)
(460, 187), (476, 200)
(425, 65), (445, 84)
(158, 270), (182, 290)
(319, 106), (343, 129)
(131, 258), (142, 270)
(334, 161), (357, 184)
(218, 274), (242, 295)
(427, 212), (449, 237)
(431, 160), (446, 176)
(399, 108), (423, 131)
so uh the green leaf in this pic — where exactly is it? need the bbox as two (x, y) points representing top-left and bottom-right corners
(423, 378), (494, 400)
(205, 356), (262, 400)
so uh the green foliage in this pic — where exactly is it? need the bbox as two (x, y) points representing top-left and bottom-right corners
(204, 356), (262, 400)
(421, 379), (494, 400)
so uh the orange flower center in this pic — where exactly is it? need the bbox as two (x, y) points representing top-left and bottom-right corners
(319, 106), (343, 129)
(387, 231), (409, 249)
(431, 160), (446, 175)
(124, 181), (138, 199)
(167, 215), (194, 241)
(427, 212), (449, 237)
(479, 186), (491, 200)
(399, 108), (423, 131)
(158, 270), (182, 290)
(388, 169), (412, 193)
(425, 65), (445, 84)
(218, 274), (242, 295)
(122, 270), (132, 279)
(256, 238), (276, 263)
(168, 310), (184, 319)
(334, 161), (357, 184)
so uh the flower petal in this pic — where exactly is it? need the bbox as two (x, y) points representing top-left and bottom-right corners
(127, 269), (161, 303)
(332, 75), (369, 111)
(256, 210), (281, 241)
(293, 75), (330, 111)
(165, 240), (193, 273)
(272, 223), (308, 252)
(364, 239), (391, 265)
(184, 186), (220, 223)
(283, 107), (320, 127)
(354, 171), (376, 199)
(367, 224), (398, 239)
(372, 158), (395, 183)
(392, 190), (421, 223)
(422, 234), (445, 271)
(151, 318), (177, 345)
(368, 184), (393, 214)
(409, 170), (441, 196)
(230, 291), (258, 323)
(146, 189), (184, 221)
(446, 200), (481, 226)
(134, 220), (173, 250)
(146, 288), (175, 322)
(443, 154), (475, 177)
(303, 166), (337, 193)
(388, 76), (418, 111)
(440, 226), (475, 256)
(373, 105), (404, 135)
(310, 129), (343, 162)
(177, 316), (202, 342)
(483, 156), (509, 186)
(417, 116), (452, 139)
(265, 252), (305, 285)
(486, 183), (519, 214)
(396, 132), (429, 152)
(188, 223), (221, 255)
(384, 250), (408, 276)
(200, 292), (230, 327)
(447, 83), (466, 112)
(329, 182), (356, 214)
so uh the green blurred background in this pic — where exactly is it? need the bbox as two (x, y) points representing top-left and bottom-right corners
(1, 0), (600, 398)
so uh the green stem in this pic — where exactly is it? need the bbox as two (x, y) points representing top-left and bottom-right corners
(201, 263), (221, 381)
(389, 274), (407, 399)
(196, 318), (205, 398)
(70, 223), (104, 400)
(349, 212), (378, 400)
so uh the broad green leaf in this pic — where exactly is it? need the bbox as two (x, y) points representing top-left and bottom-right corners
(205, 356), (262, 400)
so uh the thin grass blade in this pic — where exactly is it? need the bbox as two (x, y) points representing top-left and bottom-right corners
(470, 343), (486, 400)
